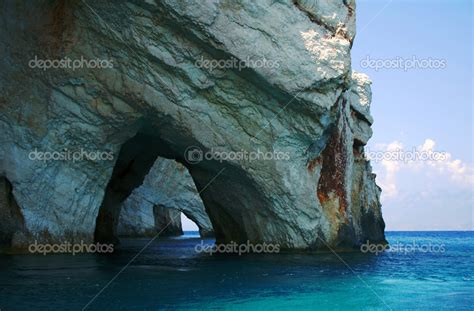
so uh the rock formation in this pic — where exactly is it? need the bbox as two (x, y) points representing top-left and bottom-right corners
(0, 0), (386, 250)
(117, 201), (184, 237)
(117, 158), (214, 237)
(153, 205), (183, 237)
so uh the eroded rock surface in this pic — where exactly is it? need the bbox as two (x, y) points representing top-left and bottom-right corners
(0, 0), (386, 250)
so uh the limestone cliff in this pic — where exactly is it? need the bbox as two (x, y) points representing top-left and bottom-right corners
(0, 0), (386, 250)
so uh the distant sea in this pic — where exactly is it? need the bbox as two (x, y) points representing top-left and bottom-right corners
(0, 231), (472, 310)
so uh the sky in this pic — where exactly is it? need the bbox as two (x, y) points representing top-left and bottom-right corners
(352, 0), (473, 230)
(182, 0), (473, 231)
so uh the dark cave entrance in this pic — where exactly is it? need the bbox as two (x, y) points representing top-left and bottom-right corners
(0, 177), (25, 247)
(93, 125), (265, 246)
(95, 132), (174, 243)
(94, 132), (214, 244)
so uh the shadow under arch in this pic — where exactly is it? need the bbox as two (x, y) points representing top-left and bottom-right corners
(94, 124), (270, 246)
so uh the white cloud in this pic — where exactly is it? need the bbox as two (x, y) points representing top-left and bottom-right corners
(371, 138), (473, 200)
(368, 138), (473, 230)
(377, 141), (403, 198)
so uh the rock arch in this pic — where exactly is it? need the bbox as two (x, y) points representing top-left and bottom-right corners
(0, 0), (386, 250)
(117, 158), (214, 239)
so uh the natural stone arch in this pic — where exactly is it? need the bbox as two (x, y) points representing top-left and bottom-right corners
(92, 128), (270, 246)
(92, 131), (220, 243)
(117, 157), (214, 239)
(94, 132), (167, 243)
(0, 0), (386, 250)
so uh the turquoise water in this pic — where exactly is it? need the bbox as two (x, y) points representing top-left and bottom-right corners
(0, 231), (472, 310)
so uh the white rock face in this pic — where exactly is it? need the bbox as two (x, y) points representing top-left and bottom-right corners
(117, 158), (214, 237)
(0, 0), (386, 250)
(294, 0), (356, 41)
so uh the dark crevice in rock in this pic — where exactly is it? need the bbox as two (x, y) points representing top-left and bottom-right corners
(306, 92), (346, 171)
(292, 0), (352, 42)
(343, 0), (355, 18)
(335, 222), (358, 249)
(343, 0), (355, 47)
(353, 140), (365, 157)
(360, 209), (387, 245)
(350, 107), (373, 125)
(0, 177), (25, 247)
(306, 123), (335, 171)
(351, 151), (387, 246)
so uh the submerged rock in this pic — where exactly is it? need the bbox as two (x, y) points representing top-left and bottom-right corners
(0, 0), (386, 250)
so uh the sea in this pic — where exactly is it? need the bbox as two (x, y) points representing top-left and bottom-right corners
(0, 231), (472, 310)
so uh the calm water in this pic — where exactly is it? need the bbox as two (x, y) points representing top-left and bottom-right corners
(0, 231), (472, 310)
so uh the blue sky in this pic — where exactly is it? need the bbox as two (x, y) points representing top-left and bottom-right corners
(182, 0), (473, 231)
(353, 0), (472, 161)
(352, 0), (473, 230)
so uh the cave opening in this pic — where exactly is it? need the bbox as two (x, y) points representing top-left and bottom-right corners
(92, 118), (271, 247)
(94, 131), (215, 244)
(0, 177), (25, 247)
(181, 212), (198, 231)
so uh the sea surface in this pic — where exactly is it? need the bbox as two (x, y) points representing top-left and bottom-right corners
(0, 231), (472, 310)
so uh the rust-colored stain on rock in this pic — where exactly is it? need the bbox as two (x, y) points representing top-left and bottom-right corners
(316, 105), (350, 215)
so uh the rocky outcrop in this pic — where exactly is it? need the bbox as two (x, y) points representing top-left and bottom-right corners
(117, 158), (214, 237)
(117, 198), (157, 237)
(117, 201), (183, 237)
(153, 205), (183, 237)
(0, 0), (386, 250)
